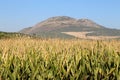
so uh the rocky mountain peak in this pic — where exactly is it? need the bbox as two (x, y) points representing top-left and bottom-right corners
(78, 18), (93, 22)
(46, 16), (76, 22)
(77, 18), (102, 28)
(34, 16), (77, 28)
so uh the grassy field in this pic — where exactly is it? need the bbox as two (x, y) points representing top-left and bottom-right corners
(0, 38), (120, 80)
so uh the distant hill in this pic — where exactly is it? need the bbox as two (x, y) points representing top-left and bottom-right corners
(19, 16), (120, 39)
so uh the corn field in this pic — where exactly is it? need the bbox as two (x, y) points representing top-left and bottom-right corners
(0, 38), (120, 80)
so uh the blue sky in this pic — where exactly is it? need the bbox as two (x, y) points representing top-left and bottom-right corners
(0, 0), (120, 32)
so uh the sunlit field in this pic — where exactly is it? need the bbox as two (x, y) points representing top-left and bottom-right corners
(0, 38), (120, 80)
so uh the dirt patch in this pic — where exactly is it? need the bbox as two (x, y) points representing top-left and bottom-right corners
(62, 32), (120, 40)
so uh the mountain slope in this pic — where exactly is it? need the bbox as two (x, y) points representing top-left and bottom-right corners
(19, 16), (120, 39)
(19, 27), (32, 33)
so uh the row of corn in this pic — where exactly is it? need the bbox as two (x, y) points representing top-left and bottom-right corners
(0, 38), (120, 80)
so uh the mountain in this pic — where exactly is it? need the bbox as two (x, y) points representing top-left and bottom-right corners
(19, 16), (120, 39)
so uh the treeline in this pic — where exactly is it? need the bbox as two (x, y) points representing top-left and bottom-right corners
(0, 32), (30, 39)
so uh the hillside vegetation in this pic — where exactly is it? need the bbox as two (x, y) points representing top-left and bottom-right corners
(0, 32), (31, 39)
(0, 38), (120, 80)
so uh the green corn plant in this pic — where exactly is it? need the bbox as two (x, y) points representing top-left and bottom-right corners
(0, 38), (120, 79)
